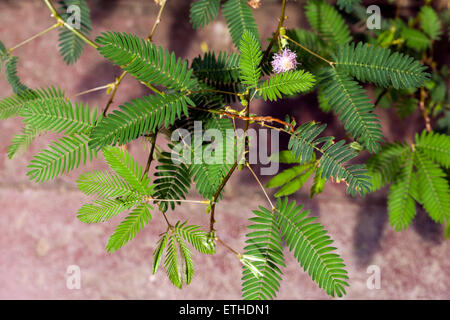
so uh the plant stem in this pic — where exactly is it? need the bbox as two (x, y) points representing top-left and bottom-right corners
(102, 71), (127, 116)
(209, 98), (252, 233)
(148, 0), (168, 42)
(43, 0), (98, 49)
(215, 236), (240, 256)
(8, 22), (61, 53)
(246, 162), (275, 210)
(72, 84), (112, 98)
(282, 35), (335, 67)
(143, 130), (158, 178)
(419, 87), (431, 132)
(260, 0), (287, 65)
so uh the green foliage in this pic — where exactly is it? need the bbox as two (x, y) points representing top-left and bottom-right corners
(27, 134), (97, 182)
(153, 221), (213, 288)
(7, 126), (40, 159)
(96, 31), (196, 91)
(192, 51), (240, 83)
(401, 27), (430, 51)
(266, 151), (319, 198)
(242, 205), (285, 300)
(305, 0), (352, 47)
(387, 154), (417, 231)
(0, 86), (65, 120)
(102, 146), (152, 195)
(5, 56), (30, 94)
(319, 68), (383, 153)
(259, 70), (316, 102)
(153, 150), (192, 212)
(368, 131), (450, 229)
(334, 42), (430, 89)
(89, 93), (193, 149)
(58, 0), (92, 64)
(222, 0), (260, 48)
(20, 99), (100, 135)
(288, 122), (372, 196)
(275, 198), (348, 297)
(106, 203), (153, 252)
(337, 0), (361, 13)
(415, 130), (450, 169)
(419, 6), (442, 41)
(239, 30), (262, 89)
(77, 170), (135, 199)
(78, 198), (139, 224)
(189, 0), (220, 29)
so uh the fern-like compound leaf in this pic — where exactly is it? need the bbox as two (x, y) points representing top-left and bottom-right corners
(259, 70), (316, 102)
(7, 126), (41, 159)
(175, 221), (216, 255)
(153, 232), (169, 274)
(58, 0), (92, 65)
(366, 141), (410, 191)
(387, 153), (417, 231)
(5, 56), (30, 95)
(102, 146), (152, 196)
(77, 198), (139, 224)
(401, 27), (430, 51)
(77, 170), (135, 199)
(165, 235), (182, 288)
(0, 86), (65, 120)
(153, 151), (192, 212)
(89, 93), (192, 149)
(239, 30), (262, 89)
(96, 31), (196, 91)
(334, 42), (429, 89)
(222, 0), (260, 48)
(288, 122), (371, 196)
(239, 31), (262, 88)
(189, 0), (220, 29)
(276, 198), (349, 297)
(27, 134), (97, 182)
(20, 99), (100, 135)
(414, 151), (450, 224)
(415, 130), (450, 169)
(418, 6), (442, 41)
(192, 51), (240, 84)
(106, 203), (153, 252)
(305, 0), (352, 46)
(337, 0), (361, 13)
(242, 206), (285, 300)
(319, 68), (383, 153)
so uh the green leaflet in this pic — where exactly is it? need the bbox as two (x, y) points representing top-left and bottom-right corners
(222, 0), (260, 48)
(27, 134), (97, 182)
(334, 42), (430, 89)
(242, 206), (285, 300)
(319, 67), (383, 153)
(96, 31), (196, 91)
(259, 70), (316, 102)
(305, 0), (352, 46)
(58, 0), (92, 65)
(89, 93), (193, 150)
(189, 0), (220, 29)
(239, 30), (262, 89)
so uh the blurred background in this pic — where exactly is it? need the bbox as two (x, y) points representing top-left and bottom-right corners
(0, 0), (449, 299)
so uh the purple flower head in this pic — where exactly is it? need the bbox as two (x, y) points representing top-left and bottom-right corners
(271, 48), (299, 74)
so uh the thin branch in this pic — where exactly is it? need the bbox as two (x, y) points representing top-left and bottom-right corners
(43, 0), (98, 49)
(147, 0), (168, 42)
(102, 71), (127, 116)
(282, 35), (335, 67)
(246, 162), (275, 210)
(72, 84), (112, 98)
(215, 236), (240, 256)
(419, 87), (431, 132)
(8, 22), (61, 53)
(143, 130), (158, 178)
(260, 0), (287, 65)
